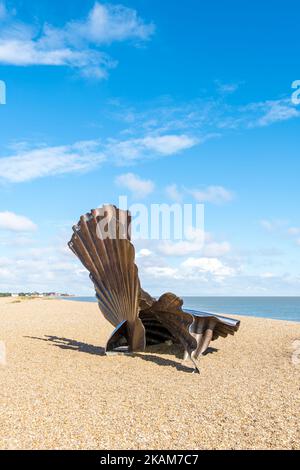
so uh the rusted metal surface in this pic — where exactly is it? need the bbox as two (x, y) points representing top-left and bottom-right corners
(69, 205), (240, 372)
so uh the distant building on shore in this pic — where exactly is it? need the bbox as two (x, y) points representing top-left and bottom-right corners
(0, 292), (72, 298)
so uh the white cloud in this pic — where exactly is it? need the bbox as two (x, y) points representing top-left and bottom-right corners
(74, 2), (154, 44)
(203, 240), (231, 257)
(159, 239), (204, 257)
(136, 248), (152, 258)
(0, 38), (116, 78)
(260, 272), (276, 279)
(0, 141), (105, 183)
(144, 266), (179, 278)
(158, 227), (205, 257)
(158, 228), (231, 257)
(0, 212), (37, 232)
(190, 185), (234, 205)
(115, 173), (154, 198)
(0, 2), (154, 78)
(108, 134), (197, 163)
(181, 257), (235, 278)
(255, 100), (300, 127)
(136, 249), (246, 294)
(141, 135), (196, 155)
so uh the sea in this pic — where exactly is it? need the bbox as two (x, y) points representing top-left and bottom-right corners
(63, 296), (300, 323)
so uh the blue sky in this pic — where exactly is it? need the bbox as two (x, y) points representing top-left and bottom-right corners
(0, 0), (300, 296)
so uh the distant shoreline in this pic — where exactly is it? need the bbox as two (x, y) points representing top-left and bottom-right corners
(62, 295), (300, 323)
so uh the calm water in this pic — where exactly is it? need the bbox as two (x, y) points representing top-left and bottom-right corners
(63, 296), (300, 323)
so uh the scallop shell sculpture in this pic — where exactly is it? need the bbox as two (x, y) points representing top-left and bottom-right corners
(69, 205), (240, 373)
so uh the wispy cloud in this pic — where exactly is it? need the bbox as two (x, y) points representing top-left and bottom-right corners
(136, 248), (152, 258)
(106, 134), (197, 163)
(215, 80), (242, 95)
(0, 141), (105, 183)
(0, 134), (196, 183)
(144, 266), (180, 279)
(139, 254), (237, 286)
(0, 2), (154, 78)
(260, 218), (300, 248)
(111, 95), (300, 136)
(115, 173), (154, 198)
(181, 257), (236, 279)
(165, 183), (234, 205)
(0, 212), (37, 232)
(0, 85), (298, 184)
(260, 272), (277, 279)
(189, 185), (234, 205)
(249, 99), (300, 127)
(158, 228), (231, 257)
(260, 219), (287, 233)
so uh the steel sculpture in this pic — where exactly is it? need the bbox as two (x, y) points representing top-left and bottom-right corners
(69, 205), (240, 373)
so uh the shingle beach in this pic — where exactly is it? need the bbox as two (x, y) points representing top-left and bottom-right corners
(0, 297), (299, 450)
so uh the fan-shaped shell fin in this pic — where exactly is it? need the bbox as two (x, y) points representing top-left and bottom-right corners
(68, 205), (146, 351)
